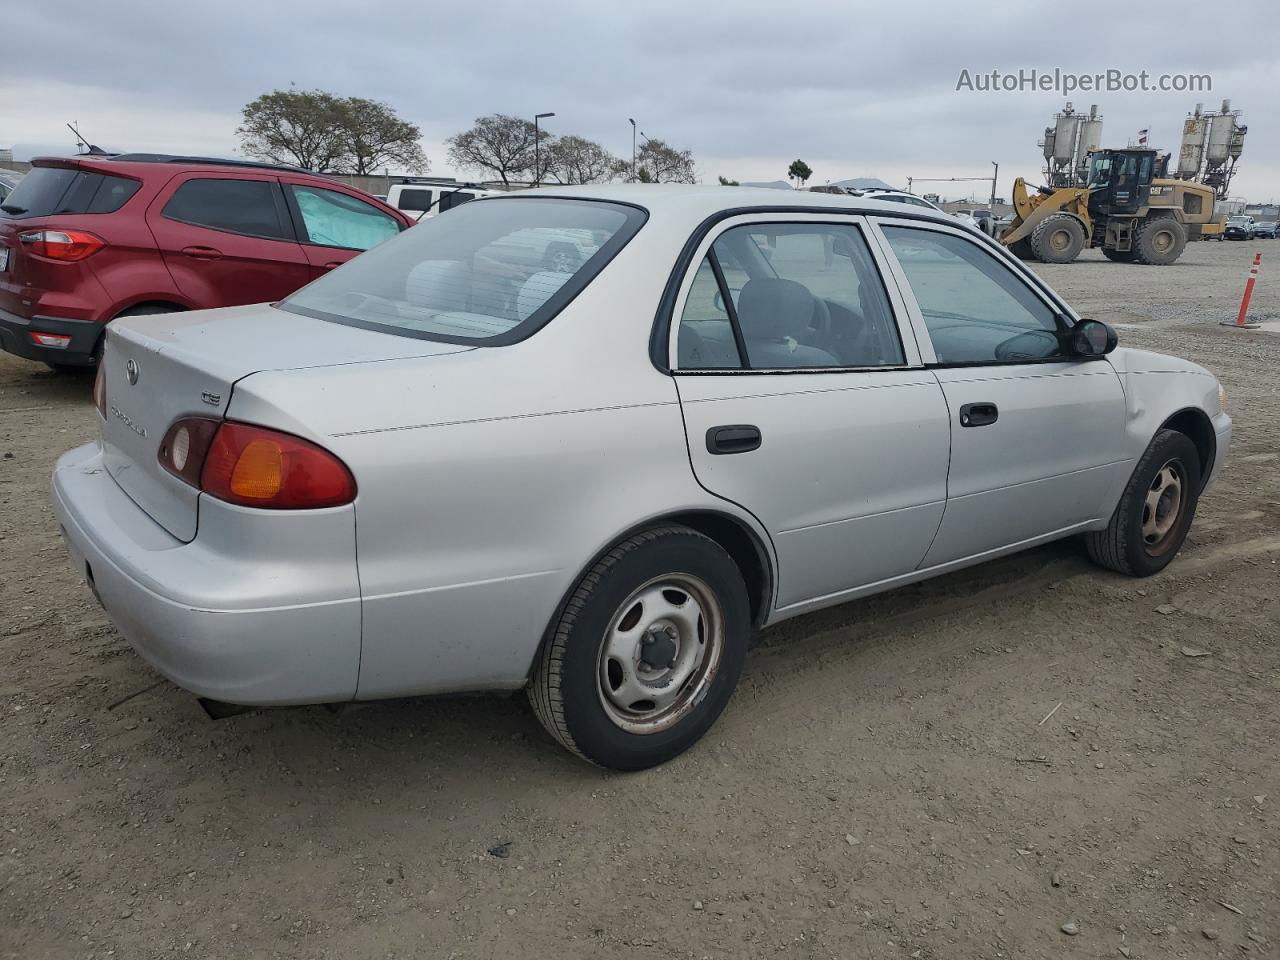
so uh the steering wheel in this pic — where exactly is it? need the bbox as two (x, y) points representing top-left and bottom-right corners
(994, 329), (1060, 362)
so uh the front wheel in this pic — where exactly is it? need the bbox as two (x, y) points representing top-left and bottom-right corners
(528, 526), (750, 770)
(1086, 429), (1202, 576)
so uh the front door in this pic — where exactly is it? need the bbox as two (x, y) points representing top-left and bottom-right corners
(875, 220), (1131, 567)
(672, 215), (951, 612)
(279, 180), (403, 278)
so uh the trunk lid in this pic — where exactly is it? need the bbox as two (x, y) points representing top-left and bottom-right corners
(101, 302), (472, 541)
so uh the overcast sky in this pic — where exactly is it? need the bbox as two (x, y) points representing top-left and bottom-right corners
(3, 0), (1277, 202)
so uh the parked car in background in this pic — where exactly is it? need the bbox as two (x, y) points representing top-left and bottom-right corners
(1224, 215), (1256, 240)
(0, 171), (22, 204)
(0, 154), (413, 370)
(386, 180), (501, 221)
(953, 208), (1000, 237)
(54, 185), (1230, 770)
(1252, 221), (1277, 239)
(853, 189), (982, 231)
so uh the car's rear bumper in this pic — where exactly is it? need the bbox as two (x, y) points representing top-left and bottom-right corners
(52, 442), (362, 705)
(0, 308), (102, 365)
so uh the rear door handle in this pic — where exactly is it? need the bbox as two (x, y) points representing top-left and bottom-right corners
(706, 424), (761, 455)
(959, 402), (999, 428)
(180, 245), (223, 261)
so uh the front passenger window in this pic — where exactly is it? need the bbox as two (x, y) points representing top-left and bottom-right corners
(881, 226), (1065, 364)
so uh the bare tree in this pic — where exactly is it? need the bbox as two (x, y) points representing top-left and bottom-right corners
(446, 114), (540, 186)
(237, 89), (348, 172)
(546, 135), (620, 184)
(636, 139), (697, 184)
(340, 98), (428, 175)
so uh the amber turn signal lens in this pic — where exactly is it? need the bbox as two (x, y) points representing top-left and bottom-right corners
(229, 439), (284, 500)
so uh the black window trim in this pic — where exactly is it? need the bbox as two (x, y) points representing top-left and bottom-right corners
(651, 204), (1080, 374)
(281, 182), (405, 252)
(278, 195), (650, 348)
(668, 215), (913, 375)
(875, 218), (1085, 369)
(160, 175), (299, 243)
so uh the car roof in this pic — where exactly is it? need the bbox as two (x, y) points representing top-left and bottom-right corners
(32, 153), (319, 178)
(500, 183), (959, 226)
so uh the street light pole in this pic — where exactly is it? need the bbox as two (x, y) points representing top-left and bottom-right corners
(990, 161), (998, 208)
(629, 118), (636, 182)
(534, 112), (555, 188)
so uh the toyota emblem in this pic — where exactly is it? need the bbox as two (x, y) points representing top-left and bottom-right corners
(125, 359), (140, 385)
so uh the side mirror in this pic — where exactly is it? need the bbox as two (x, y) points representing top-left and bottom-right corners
(1070, 319), (1118, 357)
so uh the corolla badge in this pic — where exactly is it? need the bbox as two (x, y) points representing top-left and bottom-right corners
(110, 405), (147, 439)
(125, 358), (140, 385)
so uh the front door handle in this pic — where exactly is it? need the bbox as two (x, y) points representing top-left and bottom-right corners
(959, 402), (999, 428)
(706, 424), (762, 455)
(180, 245), (223, 261)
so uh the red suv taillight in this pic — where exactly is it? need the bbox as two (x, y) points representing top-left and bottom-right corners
(158, 419), (356, 509)
(18, 229), (106, 262)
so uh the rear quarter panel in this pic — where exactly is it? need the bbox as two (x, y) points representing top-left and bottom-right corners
(226, 227), (775, 698)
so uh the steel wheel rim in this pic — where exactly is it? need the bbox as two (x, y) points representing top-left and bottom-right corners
(1142, 458), (1186, 555)
(1151, 228), (1175, 253)
(1049, 228), (1073, 252)
(596, 574), (724, 735)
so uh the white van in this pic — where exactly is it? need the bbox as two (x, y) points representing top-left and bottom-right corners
(386, 181), (502, 221)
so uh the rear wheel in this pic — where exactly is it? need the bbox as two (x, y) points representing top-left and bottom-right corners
(1086, 429), (1201, 577)
(528, 526), (750, 770)
(1132, 217), (1187, 265)
(1030, 214), (1086, 264)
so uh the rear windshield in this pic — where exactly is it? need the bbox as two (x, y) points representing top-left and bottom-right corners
(280, 197), (646, 344)
(0, 166), (140, 218)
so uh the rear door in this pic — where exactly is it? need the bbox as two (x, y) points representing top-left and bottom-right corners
(146, 173), (311, 307)
(672, 214), (951, 612)
(873, 218), (1130, 566)
(279, 180), (404, 278)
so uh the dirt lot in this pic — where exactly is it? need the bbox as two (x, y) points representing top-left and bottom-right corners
(2, 240), (1277, 960)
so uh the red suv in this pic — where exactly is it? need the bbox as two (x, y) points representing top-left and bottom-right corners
(0, 154), (414, 370)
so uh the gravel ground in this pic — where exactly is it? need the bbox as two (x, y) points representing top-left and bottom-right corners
(1, 239), (1277, 960)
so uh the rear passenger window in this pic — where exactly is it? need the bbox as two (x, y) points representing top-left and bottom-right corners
(162, 178), (291, 240)
(677, 222), (905, 370)
(439, 191), (475, 212)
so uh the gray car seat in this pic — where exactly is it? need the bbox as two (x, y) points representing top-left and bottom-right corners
(735, 278), (839, 367)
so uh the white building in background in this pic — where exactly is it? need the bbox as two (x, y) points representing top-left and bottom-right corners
(0, 148), (13, 163)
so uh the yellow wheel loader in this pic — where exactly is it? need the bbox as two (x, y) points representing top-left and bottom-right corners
(1000, 148), (1216, 265)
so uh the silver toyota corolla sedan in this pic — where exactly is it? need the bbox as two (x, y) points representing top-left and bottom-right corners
(53, 186), (1231, 769)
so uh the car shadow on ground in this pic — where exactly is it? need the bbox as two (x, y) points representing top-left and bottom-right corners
(117, 538), (1094, 784)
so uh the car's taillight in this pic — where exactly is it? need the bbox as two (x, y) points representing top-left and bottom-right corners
(158, 417), (221, 486)
(159, 419), (356, 509)
(18, 229), (106, 262)
(93, 365), (106, 417)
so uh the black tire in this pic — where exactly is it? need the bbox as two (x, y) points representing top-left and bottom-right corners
(1030, 214), (1086, 264)
(1007, 238), (1037, 260)
(528, 525), (751, 770)
(1086, 429), (1202, 577)
(1102, 247), (1137, 262)
(1132, 217), (1187, 265)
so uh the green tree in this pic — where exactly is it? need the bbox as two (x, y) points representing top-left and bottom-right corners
(340, 97), (427, 175)
(446, 114), (541, 187)
(718, 175), (740, 186)
(788, 159), (813, 188)
(237, 89), (349, 172)
(237, 88), (427, 174)
(546, 135), (620, 185)
(636, 139), (696, 183)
